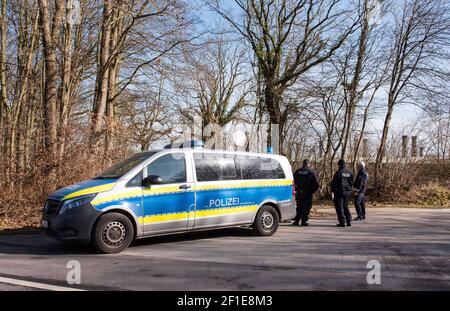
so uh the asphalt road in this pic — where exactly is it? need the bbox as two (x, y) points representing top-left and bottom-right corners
(0, 208), (449, 291)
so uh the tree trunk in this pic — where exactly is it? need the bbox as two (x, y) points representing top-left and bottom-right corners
(352, 103), (370, 171)
(38, 0), (65, 170)
(0, 0), (7, 172)
(0, 0), (6, 120)
(375, 96), (394, 186)
(91, 0), (111, 149)
(105, 3), (123, 154)
(264, 84), (284, 154)
(58, 0), (74, 160)
(341, 0), (369, 159)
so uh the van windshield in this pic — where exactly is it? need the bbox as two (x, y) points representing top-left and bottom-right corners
(93, 152), (157, 179)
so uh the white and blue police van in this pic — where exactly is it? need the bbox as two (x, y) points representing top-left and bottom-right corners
(42, 142), (296, 253)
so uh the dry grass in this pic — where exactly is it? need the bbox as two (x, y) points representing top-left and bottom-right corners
(0, 200), (42, 231)
(392, 181), (450, 207)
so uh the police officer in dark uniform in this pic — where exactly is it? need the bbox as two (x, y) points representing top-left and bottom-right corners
(331, 159), (354, 227)
(293, 159), (320, 226)
(353, 161), (368, 221)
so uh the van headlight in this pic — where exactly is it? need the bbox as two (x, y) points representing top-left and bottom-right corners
(59, 194), (97, 215)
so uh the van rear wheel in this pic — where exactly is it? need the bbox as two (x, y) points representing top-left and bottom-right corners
(252, 205), (279, 236)
(92, 213), (134, 254)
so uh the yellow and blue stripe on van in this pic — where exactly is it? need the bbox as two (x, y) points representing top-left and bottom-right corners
(90, 179), (293, 224)
(137, 205), (259, 225)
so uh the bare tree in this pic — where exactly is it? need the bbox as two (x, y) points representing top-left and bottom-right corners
(337, 0), (386, 159)
(2, 1), (40, 188)
(120, 79), (173, 151)
(420, 97), (450, 162)
(213, 0), (361, 153)
(90, 0), (196, 151)
(374, 0), (449, 184)
(303, 75), (346, 192)
(178, 38), (250, 142)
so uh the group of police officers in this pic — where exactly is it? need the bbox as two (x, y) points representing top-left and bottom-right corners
(293, 159), (368, 227)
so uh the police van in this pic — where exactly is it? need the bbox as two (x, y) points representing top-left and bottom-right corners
(42, 143), (296, 253)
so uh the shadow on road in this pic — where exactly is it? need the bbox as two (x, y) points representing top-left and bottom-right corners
(0, 238), (93, 256)
(0, 226), (42, 236)
(0, 227), (255, 256)
(131, 227), (254, 247)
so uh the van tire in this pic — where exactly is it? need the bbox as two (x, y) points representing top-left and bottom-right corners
(252, 205), (279, 236)
(92, 213), (134, 254)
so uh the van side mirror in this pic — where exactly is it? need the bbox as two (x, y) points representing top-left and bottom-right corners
(142, 175), (162, 188)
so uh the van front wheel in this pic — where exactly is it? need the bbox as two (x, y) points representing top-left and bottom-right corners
(252, 205), (279, 236)
(92, 213), (134, 254)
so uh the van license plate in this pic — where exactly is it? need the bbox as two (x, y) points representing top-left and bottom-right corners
(42, 220), (48, 228)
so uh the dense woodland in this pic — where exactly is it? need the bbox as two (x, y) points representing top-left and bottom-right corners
(0, 0), (449, 228)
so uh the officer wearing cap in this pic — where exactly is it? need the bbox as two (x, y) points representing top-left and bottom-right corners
(293, 159), (320, 226)
(331, 159), (354, 227)
(353, 161), (368, 221)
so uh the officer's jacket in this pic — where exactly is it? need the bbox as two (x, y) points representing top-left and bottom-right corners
(331, 166), (354, 194)
(354, 169), (368, 194)
(293, 166), (320, 195)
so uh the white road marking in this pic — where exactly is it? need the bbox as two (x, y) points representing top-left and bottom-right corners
(0, 276), (86, 291)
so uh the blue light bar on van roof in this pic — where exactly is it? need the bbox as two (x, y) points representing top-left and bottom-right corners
(164, 140), (204, 149)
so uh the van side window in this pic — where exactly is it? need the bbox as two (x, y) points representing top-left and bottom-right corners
(126, 171), (143, 187)
(146, 154), (186, 184)
(195, 153), (238, 181)
(238, 157), (285, 179)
